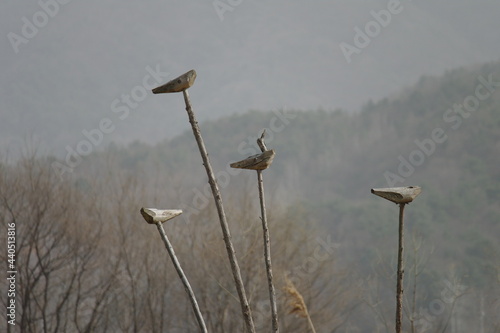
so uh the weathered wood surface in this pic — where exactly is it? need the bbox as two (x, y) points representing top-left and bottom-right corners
(257, 170), (279, 332)
(395, 203), (405, 333)
(371, 186), (421, 204)
(257, 129), (268, 152)
(152, 69), (197, 94)
(230, 149), (276, 170)
(154, 219), (208, 333)
(140, 208), (182, 224)
(180, 89), (256, 333)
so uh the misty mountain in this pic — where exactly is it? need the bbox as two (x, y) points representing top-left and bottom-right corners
(2, 0), (500, 159)
(63, 59), (500, 293)
(3, 57), (499, 331)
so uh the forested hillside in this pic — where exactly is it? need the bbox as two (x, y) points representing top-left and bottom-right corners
(94, 60), (499, 283)
(2, 61), (499, 331)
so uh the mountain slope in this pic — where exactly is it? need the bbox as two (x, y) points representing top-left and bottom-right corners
(6, 59), (500, 331)
(71, 61), (500, 290)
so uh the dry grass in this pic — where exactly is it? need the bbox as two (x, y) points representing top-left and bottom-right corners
(284, 276), (317, 333)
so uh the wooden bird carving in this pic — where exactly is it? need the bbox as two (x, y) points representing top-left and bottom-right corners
(140, 208), (183, 224)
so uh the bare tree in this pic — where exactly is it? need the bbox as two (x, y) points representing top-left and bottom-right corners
(1, 154), (361, 332)
(0, 156), (118, 332)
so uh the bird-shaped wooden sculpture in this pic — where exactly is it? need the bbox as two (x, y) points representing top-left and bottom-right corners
(230, 149), (275, 170)
(371, 186), (421, 204)
(140, 208), (183, 224)
(152, 70), (196, 94)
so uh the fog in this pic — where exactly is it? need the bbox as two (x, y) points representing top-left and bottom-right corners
(1, 0), (500, 157)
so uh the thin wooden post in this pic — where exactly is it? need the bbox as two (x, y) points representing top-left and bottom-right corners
(156, 222), (208, 333)
(396, 203), (405, 333)
(232, 130), (279, 332)
(257, 170), (279, 332)
(181, 89), (255, 333)
(152, 71), (256, 333)
(371, 186), (421, 333)
(140, 208), (207, 333)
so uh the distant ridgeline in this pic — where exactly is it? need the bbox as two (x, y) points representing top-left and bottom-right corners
(59, 60), (500, 290)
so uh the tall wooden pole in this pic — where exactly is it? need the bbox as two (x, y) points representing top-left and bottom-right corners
(152, 70), (259, 332)
(155, 222), (208, 333)
(139, 208), (207, 333)
(182, 89), (256, 333)
(395, 203), (405, 333)
(230, 130), (278, 332)
(371, 186), (421, 333)
(257, 169), (279, 332)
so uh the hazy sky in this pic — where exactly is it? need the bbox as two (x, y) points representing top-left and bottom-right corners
(1, 0), (500, 157)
